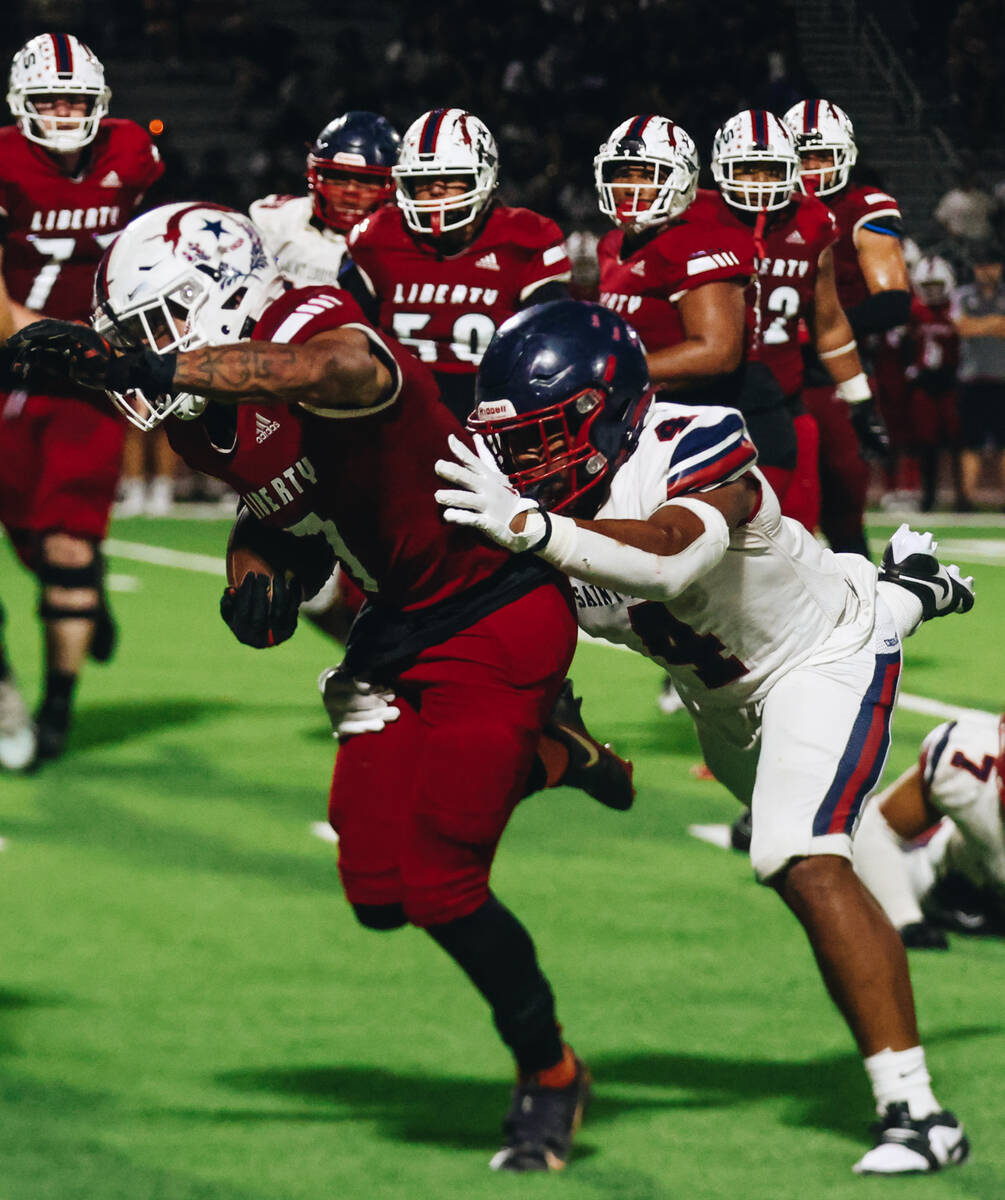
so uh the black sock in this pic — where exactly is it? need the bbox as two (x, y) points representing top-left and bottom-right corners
(39, 670), (77, 731)
(427, 893), (564, 1076)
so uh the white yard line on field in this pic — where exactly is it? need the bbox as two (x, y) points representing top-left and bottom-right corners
(102, 539), (1000, 725)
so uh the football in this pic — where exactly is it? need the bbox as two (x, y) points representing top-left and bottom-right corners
(225, 543), (279, 588)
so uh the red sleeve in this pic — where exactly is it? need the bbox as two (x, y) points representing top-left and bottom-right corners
(662, 221), (755, 300)
(512, 212), (571, 300)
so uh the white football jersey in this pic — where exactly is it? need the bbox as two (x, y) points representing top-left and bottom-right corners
(569, 400), (879, 708)
(918, 717), (1005, 889)
(248, 195), (349, 287)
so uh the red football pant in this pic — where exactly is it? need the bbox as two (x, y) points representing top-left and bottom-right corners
(802, 384), (869, 553)
(329, 582), (577, 928)
(761, 412), (821, 534)
(0, 391), (125, 566)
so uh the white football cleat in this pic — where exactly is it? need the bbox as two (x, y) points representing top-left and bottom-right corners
(853, 1103), (969, 1175)
(0, 674), (36, 771)
(878, 524), (975, 620)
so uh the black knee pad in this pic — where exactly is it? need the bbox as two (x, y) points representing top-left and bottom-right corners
(353, 902), (408, 931)
(37, 551), (103, 591)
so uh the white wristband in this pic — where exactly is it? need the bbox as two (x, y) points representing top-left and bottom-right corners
(535, 497), (730, 602)
(819, 338), (857, 361)
(836, 372), (872, 404)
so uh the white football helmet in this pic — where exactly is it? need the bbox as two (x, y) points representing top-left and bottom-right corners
(594, 115), (699, 231)
(393, 108), (499, 236)
(783, 100), (857, 197)
(911, 254), (956, 306)
(711, 109), (800, 213)
(92, 202), (285, 430)
(7, 34), (111, 153)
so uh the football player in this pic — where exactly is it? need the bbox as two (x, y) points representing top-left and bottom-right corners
(0, 33), (164, 767)
(904, 256), (962, 512)
(249, 110), (401, 287)
(784, 100), (910, 556)
(6, 203), (591, 1173)
(249, 110), (401, 636)
(434, 299), (974, 1175)
(854, 712), (1005, 948)
(593, 114), (752, 716)
(708, 109), (879, 533)
(340, 107), (572, 423)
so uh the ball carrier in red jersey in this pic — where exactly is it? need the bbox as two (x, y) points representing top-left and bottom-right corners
(784, 99), (910, 557)
(0, 33), (164, 768)
(340, 107), (572, 424)
(5, 203), (592, 1173)
(707, 108), (875, 533)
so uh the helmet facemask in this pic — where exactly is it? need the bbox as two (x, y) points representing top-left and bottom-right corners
(470, 389), (614, 516)
(711, 112), (800, 214)
(307, 161), (394, 233)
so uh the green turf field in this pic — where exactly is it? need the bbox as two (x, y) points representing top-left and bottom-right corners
(1, 513), (1003, 1199)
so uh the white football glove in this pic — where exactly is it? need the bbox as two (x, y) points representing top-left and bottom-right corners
(318, 666), (401, 738)
(434, 434), (550, 553)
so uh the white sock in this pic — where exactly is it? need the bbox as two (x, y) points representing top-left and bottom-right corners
(877, 580), (924, 639)
(864, 1046), (939, 1119)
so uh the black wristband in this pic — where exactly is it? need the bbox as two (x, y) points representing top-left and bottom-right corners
(527, 509), (553, 553)
(106, 348), (178, 395)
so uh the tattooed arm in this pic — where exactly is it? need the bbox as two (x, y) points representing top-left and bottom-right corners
(173, 328), (394, 410)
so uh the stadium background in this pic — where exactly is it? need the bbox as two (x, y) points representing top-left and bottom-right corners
(2, 2), (1005, 1196)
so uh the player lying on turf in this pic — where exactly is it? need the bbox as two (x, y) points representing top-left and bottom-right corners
(854, 710), (1005, 948)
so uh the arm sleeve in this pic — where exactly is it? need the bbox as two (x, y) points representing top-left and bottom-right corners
(536, 495), (730, 603)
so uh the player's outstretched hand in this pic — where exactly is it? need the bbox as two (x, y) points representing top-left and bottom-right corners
(318, 666), (401, 738)
(435, 433), (550, 553)
(219, 571), (302, 648)
(7, 319), (176, 395)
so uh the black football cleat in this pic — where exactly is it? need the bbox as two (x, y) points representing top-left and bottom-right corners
(879, 525), (974, 620)
(544, 679), (635, 811)
(853, 1103), (969, 1174)
(490, 1052), (591, 1172)
(899, 921), (949, 951)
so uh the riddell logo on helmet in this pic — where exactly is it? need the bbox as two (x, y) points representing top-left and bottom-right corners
(477, 401), (516, 419)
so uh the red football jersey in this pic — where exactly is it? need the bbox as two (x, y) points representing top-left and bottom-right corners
(597, 190), (754, 355)
(906, 297), (958, 379)
(166, 287), (509, 610)
(697, 191), (837, 398)
(825, 183), (902, 311)
(0, 120), (163, 320)
(345, 203), (571, 378)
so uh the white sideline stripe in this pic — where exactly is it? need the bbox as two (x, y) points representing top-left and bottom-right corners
(0, 837), (7, 852)
(103, 539), (226, 577)
(101, 540), (999, 724)
(311, 821), (339, 845)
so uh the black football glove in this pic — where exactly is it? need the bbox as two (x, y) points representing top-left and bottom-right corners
(848, 397), (890, 461)
(219, 571), (302, 649)
(7, 319), (177, 395)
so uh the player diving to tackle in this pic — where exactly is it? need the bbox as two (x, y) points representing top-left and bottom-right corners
(432, 299), (974, 1175)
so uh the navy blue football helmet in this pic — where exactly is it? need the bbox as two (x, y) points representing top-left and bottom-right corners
(469, 300), (651, 515)
(307, 111), (402, 232)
